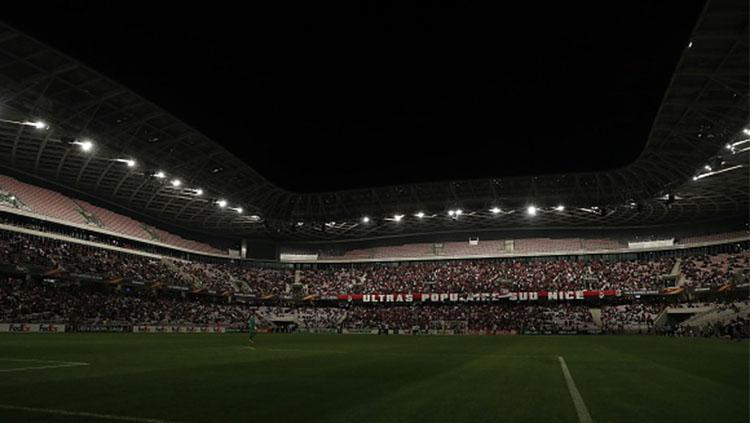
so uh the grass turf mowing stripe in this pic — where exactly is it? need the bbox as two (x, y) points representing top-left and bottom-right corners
(558, 356), (593, 423)
(0, 404), (172, 422)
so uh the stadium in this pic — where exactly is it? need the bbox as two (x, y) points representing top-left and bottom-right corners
(0, 1), (748, 422)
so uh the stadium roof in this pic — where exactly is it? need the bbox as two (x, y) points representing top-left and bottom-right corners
(0, 0), (747, 241)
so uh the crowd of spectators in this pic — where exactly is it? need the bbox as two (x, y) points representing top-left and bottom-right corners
(3, 277), (748, 339)
(0, 214), (198, 259)
(298, 257), (676, 294)
(675, 316), (749, 340)
(0, 278), (255, 326)
(601, 303), (663, 333)
(680, 252), (750, 287)
(341, 303), (596, 333)
(0, 278), (596, 333)
(0, 229), (747, 298)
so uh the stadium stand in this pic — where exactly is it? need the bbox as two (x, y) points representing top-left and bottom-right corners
(681, 252), (750, 287)
(0, 174), (224, 255)
(2, 227), (747, 297)
(3, 274), (746, 339)
(310, 232), (749, 262)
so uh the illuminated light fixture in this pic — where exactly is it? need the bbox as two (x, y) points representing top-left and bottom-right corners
(704, 165), (712, 171)
(693, 164), (745, 181)
(527, 206), (537, 216)
(236, 207), (243, 214)
(687, 41), (693, 48)
(455, 209), (463, 216)
(216, 199), (227, 208)
(296, 221), (304, 227)
(448, 210), (456, 217)
(170, 179), (181, 187)
(555, 205), (565, 211)
(194, 188), (203, 196)
(154, 171), (166, 179)
(727, 139), (750, 153)
(415, 212), (425, 218)
(393, 214), (404, 222)
(490, 207), (501, 214)
(362, 216), (370, 223)
(74, 140), (94, 152)
(114, 158), (137, 167)
(743, 128), (750, 136)
(24, 120), (48, 130)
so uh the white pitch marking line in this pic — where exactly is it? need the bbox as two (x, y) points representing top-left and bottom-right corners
(558, 356), (594, 423)
(240, 347), (347, 354)
(0, 357), (89, 365)
(0, 363), (89, 373)
(0, 403), (172, 422)
(266, 348), (348, 354)
(0, 358), (89, 373)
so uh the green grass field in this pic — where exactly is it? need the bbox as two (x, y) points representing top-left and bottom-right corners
(0, 334), (746, 423)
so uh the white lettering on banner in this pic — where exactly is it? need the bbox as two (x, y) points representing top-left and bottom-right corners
(357, 290), (607, 303)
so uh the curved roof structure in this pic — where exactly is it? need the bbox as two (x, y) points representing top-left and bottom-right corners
(0, 0), (746, 241)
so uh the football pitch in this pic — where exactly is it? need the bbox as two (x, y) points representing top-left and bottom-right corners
(0, 334), (746, 423)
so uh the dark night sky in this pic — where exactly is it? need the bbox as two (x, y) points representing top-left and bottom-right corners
(4, 1), (705, 193)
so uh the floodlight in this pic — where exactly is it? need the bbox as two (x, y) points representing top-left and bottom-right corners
(24, 120), (48, 130)
(78, 140), (93, 152)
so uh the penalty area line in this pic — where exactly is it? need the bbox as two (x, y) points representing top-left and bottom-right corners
(0, 403), (172, 422)
(240, 347), (347, 354)
(558, 356), (593, 423)
(0, 358), (90, 373)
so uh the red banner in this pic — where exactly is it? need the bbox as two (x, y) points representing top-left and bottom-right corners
(334, 290), (623, 303)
